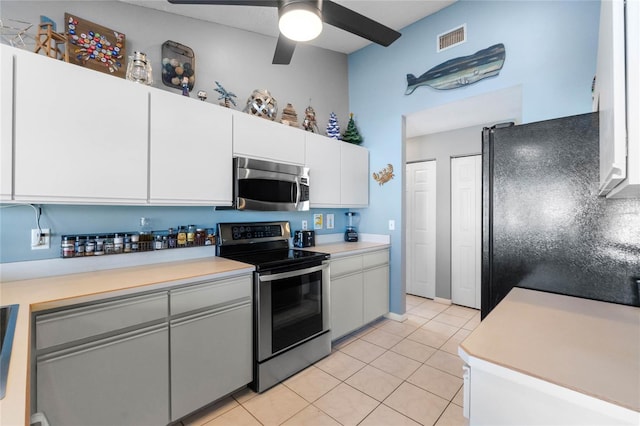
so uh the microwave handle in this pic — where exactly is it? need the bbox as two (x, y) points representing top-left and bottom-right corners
(293, 177), (301, 208)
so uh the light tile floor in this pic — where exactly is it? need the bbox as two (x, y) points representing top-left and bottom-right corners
(180, 294), (479, 426)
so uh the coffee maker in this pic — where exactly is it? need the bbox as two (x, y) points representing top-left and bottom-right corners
(344, 212), (359, 242)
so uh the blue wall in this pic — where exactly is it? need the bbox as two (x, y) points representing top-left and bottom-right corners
(348, 0), (600, 314)
(0, 206), (348, 263)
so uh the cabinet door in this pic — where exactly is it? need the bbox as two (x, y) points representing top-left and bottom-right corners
(0, 46), (14, 201)
(150, 90), (232, 205)
(305, 133), (341, 207)
(13, 50), (149, 203)
(233, 112), (305, 165)
(363, 265), (389, 324)
(170, 303), (252, 420)
(596, 0), (627, 195)
(331, 273), (363, 340)
(36, 324), (169, 426)
(341, 143), (369, 207)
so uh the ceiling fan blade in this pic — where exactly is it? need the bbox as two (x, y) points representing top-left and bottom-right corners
(273, 33), (296, 65)
(167, 0), (277, 6)
(322, 0), (401, 47)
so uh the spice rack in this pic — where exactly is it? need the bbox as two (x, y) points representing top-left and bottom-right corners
(61, 227), (216, 259)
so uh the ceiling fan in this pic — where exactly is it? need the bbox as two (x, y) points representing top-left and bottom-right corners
(166, 0), (402, 64)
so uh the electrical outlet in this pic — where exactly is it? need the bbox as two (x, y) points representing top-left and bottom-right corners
(388, 220), (395, 231)
(31, 228), (51, 250)
(301, 220), (308, 230)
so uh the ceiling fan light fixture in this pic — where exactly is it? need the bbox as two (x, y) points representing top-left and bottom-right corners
(278, 1), (323, 42)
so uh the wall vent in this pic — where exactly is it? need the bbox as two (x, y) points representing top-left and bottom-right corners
(437, 24), (466, 52)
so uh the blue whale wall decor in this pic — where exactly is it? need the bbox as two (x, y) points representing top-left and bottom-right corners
(405, 43), (506, 95)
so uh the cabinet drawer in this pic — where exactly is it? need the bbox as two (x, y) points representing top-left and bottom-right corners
(330, 255), (363, 278)
(36, 292), (168, 350)
(363, 250), (389, 269)
(170, 275), (252, 316)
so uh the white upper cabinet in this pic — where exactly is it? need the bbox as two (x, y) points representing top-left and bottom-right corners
(595, 0), (639, 198)
(305, 133), (341, 207)
(232, 112), (305, 165)
(305, 133), (369, 208)
(13, 49), (149, 203)
(0, 45), (14, 201)
(149, 89), (232, 205)
(340, 142), (369, 207)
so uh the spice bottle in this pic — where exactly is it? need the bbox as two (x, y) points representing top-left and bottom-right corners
(167, 228), (177, 249)
(177, 226), (187, 247)
(139, 217), (153, 251)
(85, 237), (95, 256)
(104, 235), (115, 255)
(94, 236), (105, 256)
(131, 234), (139, 252)
(155, 234), (164, 250)
(124, 235), (132, 253)
(187, 224), (196, 247)
(74, 236), (85, 257)
(206, 229), (215, 246)
(61, 236), (75, 258)
(195, 228), (206, 246)
(114, 234), (124, 254)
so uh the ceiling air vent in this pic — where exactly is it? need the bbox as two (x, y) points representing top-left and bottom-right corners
(437, 24), (466, 52)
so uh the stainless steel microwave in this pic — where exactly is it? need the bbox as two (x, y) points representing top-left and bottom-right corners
(234, 157), (310, 211)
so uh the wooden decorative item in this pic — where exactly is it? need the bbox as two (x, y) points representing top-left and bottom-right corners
(64, 13), (126, 77)
(34, 16), (68, 62)
(280, 103), (299, 127)
(373, 164), (394, 186)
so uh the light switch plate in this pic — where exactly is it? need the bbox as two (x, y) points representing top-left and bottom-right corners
(326, 214), (334, 229)
(388, 220), (395, 231)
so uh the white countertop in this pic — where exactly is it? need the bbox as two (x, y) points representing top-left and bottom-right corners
(459, 288), (640, 413)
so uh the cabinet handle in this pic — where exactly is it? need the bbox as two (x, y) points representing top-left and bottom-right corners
(170, 299), (251, 327)
(37, 324), (167, 364)
(462, 365), (471, 419)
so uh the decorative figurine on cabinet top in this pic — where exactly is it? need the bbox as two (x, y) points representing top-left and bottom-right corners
(161, 40), (195, 92)
(326, 112), (340, 140)
(214, 81), (237, 108)
(280, 103), (299, 127)
(244, 89), (278, 120)
(197, 90), (208, 101)
(342, 113), (363, 145)
(302, 104), (319, 133)
(65, 13), (125, 77)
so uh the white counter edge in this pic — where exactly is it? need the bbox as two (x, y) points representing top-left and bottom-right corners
(1, 246), (217, 282)
(459, 348), (639, 423)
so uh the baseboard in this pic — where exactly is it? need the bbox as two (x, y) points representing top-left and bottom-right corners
(434, 297), (452, 306)
(385, 312), (408, 322)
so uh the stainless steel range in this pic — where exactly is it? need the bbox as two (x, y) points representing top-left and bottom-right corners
(216, 221), (331, 393)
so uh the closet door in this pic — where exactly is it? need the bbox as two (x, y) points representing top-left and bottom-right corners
(405, 161), (436, 298)
(451, 155), (481, 308)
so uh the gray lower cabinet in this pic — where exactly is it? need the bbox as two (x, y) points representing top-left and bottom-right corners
(331, 273), (364, 339)
(330, 249), (390, 340)
(36, 324), (169, 426)
(169, 276), (253, 421)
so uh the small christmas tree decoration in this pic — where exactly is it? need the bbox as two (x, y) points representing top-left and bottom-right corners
(326, 112), (341, 140)
(342, 113), (363, 145)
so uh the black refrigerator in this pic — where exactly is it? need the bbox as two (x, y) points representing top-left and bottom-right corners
(482, 112), (640, 318)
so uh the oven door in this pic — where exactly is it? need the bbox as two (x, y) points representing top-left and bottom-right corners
(256, 261), (329, 362)
(235, 157), (310, 211)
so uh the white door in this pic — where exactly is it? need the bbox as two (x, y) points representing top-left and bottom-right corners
(451, 155), (481, 308)
(405, 161), (436, 298)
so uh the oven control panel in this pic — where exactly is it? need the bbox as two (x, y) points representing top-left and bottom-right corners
(231, 224), (283, 240)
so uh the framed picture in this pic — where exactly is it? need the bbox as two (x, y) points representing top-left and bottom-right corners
(65, 13), (126, 77)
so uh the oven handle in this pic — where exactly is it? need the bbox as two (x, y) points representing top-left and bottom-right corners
(258, 262), (328, 282)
